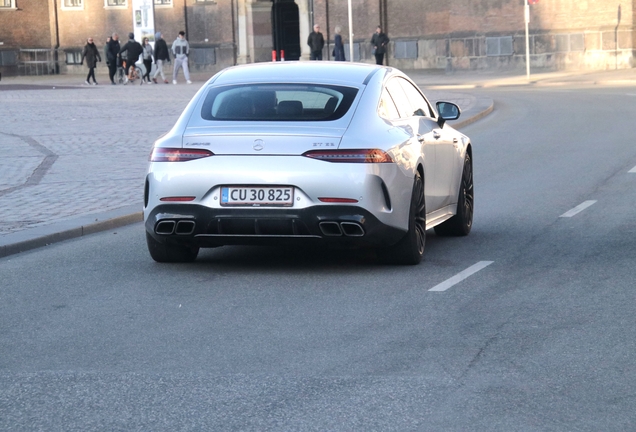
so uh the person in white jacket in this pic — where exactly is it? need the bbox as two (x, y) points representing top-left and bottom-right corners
(171, 31), (191, 84)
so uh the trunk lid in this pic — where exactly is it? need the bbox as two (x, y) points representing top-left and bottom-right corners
(183, 125), (345, 155)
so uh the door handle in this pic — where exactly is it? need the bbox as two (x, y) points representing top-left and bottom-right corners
(453, 137), (459, 147)
(433, 131), (441, 139)
(417, 134), (426, 143)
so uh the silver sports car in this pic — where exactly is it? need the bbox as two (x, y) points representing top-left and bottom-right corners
(144, 61), (473, 264)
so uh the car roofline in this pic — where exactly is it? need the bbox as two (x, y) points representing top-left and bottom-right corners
(203, 62), (388, 87)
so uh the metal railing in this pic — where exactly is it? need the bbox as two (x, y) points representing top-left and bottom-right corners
(17, 49), (60, 76)
(0, 49), (18, 66)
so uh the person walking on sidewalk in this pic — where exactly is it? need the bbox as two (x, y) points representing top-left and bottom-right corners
(141, 37), (154, 83)
(371, 25), (389, 65)
(106, 33), (120, 85)
(104, 36), (111, 65)
(307, 24), (324, 60)
(333, 26), (345, 61)
(171, 31), (191, 84)
(81, 37), (101, 85)
(119, 32), (143, 81)
(152, 31), (170, 84)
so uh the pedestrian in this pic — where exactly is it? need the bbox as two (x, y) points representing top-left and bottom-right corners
(118, 32), (143, 81)
(371, 25), (389, 65)
(171, 30), (191, 84)
(81, 37), (101, 85)
(152, 31), (170, 84)
(307, 24), (324, 60)
(104, 36), (111, 64)
(106, 33), (120, 85)
(141, 37), (154, 83)
(332, 26), (345, 61)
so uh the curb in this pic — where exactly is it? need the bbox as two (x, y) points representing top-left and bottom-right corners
(0, 208), (143, 259)
(450, 97), (494, 129)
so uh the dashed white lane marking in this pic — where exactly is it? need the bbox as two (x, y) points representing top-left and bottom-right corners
(429, 261), (494, 292)
(559, 200), (597, 218)
(629, 166), (636, 173)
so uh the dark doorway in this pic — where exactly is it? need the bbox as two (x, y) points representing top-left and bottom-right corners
(271, 0), (300, 61)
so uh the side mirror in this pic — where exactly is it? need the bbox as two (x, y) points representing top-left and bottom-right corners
(436, 101), (460, 127)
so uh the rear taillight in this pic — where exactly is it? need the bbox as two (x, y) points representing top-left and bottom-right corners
(318, 198), (359, 203)
(160, 196), (196, 202)
(303, 149), (393, 163)
(150, 148), (214, 162)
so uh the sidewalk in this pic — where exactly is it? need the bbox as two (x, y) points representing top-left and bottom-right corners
(1, 66), (635, 258)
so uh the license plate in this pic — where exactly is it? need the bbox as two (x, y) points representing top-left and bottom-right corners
(221, 186), (294, 206)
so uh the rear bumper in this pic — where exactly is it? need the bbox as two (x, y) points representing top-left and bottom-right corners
(144, 203), (406, 248)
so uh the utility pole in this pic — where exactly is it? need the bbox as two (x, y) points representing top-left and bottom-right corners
(525, 0), (530, 79)
(348, 0), (353, 62)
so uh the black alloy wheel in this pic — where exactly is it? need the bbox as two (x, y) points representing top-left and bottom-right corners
(379, 170), (426, 265)
(434, 153), (473, 236)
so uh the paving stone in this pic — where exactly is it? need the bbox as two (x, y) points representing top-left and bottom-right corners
(0, 83), (200, 237)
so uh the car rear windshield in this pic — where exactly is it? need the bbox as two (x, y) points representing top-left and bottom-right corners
(200, 84), (359, 121)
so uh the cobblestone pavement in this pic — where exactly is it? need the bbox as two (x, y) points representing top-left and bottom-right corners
(0, 68), (492, 255)
(0, 79), (201, 236)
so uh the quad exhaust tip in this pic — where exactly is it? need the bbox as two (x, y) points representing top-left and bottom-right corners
(155, 220), (196, 236)
(340, 222), (365, 237)
(319, 221), (364, 237)
(155, 220), (176, 235)
(175, 220), (196, 235)
(319, 221), (342, 236)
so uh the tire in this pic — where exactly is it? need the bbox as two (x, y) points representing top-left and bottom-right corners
(146, 232), (199, 263)
(136, 67), (143, 85)
(379, 171), (426, 265)
(434, 153), (473, 237)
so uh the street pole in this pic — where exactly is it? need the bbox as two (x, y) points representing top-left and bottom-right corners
(348, 0), (354, 62)
(525, 0), (530, 79)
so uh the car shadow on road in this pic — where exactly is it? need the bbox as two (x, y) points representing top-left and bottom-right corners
(172, 232), (447, 273)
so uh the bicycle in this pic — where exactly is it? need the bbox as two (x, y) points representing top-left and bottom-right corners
(116, 63), (126, 84)
(129, 64), (143, 85)
(116, 60), (143, 85)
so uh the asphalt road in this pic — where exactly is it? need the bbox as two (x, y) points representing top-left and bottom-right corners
(1, 84), (636, 431)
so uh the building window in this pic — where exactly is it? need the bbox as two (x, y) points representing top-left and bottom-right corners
(344, 43), (360, 62)
(106, 0), (126, 6)
(195, 0), (217, 3)
(0, 50), (18, 66)
(486, 36), (513, 56)
(1, 0), (15, 8)
(556, 33), (585, 53)
(155, 0), (172, 5)
(62, 0), (83, 8)
(65, 51), (82, 65)
(394, 41), (418, 59)
(191, 47), (216, 65)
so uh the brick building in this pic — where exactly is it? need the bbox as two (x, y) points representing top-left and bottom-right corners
(0, 0), (634, 77)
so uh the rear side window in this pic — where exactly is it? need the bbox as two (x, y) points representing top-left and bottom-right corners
(378, 88), (400, 120)
(385, 79), (412, 119)
(398, 79), (433, 118)
(200, 84), (359, 121)
(386, 77), (433, 119)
